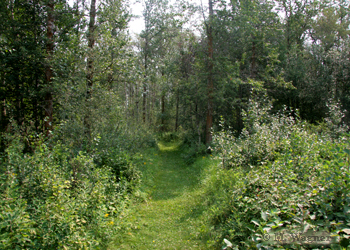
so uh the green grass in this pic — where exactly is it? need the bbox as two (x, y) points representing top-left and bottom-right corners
(109, 142), (216, 249)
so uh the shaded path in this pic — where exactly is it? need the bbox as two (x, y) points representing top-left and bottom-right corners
(110, 142), (208, 249)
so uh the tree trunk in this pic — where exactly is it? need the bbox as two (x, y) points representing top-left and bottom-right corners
(0, 99), (7, 132)
(175, 87), (179, 132)
(143, 47), (148, 123)
(161, 93), (165, 132)
(236, 84), (243, 133)
(85, 0), (96, 139)
(44, 0), (54, 137)
(143, 84), (147, 123)
(251, 38), (256, 78)
(205, 0), (214, 145)
(135, 81), (139, 122)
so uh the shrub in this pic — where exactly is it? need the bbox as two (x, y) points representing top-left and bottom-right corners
(203, 101), (350, 249)
(0, 137), (135, 249)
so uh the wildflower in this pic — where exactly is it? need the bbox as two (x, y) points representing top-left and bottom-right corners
(105, 213), (109, 217)
(109, 221), (114, 225)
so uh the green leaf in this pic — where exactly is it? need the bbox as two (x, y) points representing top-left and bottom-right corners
(341, 229), (350, 235)
(251, 220), (260, 226)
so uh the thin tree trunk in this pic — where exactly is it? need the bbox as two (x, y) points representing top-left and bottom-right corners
(161, 93), (165, 132)
(0, 99), (6, 132)
(175, 87), (179, 132)
(86, 0), (96, 98)
(251, 38), (256, 78)
(85, 0), (96, 139)
(135, 81), (139, 122)
(44, 0), (54, 137)
(195, 103), (201, 145)
(143, 49), (148, 123)
(236, 84), (243, 133)
(143, 84), (147, 123)
(33, 0), (39, 131)
(205, 0), (214, 145)
(149, 81), (154, 126)
(130, 83), (134, 119)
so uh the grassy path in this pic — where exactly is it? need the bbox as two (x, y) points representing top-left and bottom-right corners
(110, 142), (210, 249)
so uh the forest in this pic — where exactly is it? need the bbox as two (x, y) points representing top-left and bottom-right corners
(0, 0), (350, 249)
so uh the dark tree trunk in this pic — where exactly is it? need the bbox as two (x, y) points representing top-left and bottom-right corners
(44, 0), (54, 136)
(236, 84), (243, 133)
(86, 0), (96, 95)
(205, 0), (214, 145)
(251, 38), (256, 78)
(0, 99), (7, 132)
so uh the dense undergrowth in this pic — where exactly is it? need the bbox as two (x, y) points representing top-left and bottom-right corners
(1, 98), (350, 250)
(0, 123), (152, 249)
(201, 101), (350, 249)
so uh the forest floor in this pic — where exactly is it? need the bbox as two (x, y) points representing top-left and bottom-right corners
(109, 142), (213, 249)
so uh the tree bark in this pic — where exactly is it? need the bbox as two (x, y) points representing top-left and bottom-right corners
(143, 42), (148, 123)
(205, 0), (214, 145)
(86, 0), (96, 98)
(135, 81), (139, 122)
(85, 0), (96, 139)
(251, 38), (256, 78)
(161, 93), (165, 132)
(236, 84), (243, 133)
(44, 0), (54, 137)
(175, 87), (179, 132)
(143, 83), (147, 123)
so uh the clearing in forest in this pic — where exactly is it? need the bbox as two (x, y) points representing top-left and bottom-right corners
(110, 142), (211, 249)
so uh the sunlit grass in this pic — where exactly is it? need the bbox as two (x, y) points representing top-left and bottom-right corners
(109, 142), (217, 249)
(157, 141), (183, 152)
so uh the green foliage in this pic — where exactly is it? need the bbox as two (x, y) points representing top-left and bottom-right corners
(0, 136), (135, 249)
(94, 148), (142, 191)
(202, 100), (350, 249)
(180, 141), (208, 165)
(157, 131), (180, 143)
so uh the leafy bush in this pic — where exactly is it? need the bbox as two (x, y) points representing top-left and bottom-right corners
(93, 148), (142, 191)
(158, 132), (179, 142)
(180, 142), (208, 165)
(202, 101), (350, 249)
(0, 137), (136, 249)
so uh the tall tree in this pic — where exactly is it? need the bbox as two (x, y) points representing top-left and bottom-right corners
(205, 0), (214, 145)
(85, 0), (96, 139)
(45, 0), (55, 136)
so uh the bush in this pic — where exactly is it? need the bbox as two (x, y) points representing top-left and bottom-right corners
(93, 148), (142, 191)
(0, 137), (135, 249)
(202, 101), (350, 249)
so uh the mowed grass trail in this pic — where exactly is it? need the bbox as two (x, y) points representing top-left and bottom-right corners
(110, 142), (211, 249)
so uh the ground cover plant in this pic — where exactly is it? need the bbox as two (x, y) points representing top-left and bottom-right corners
(202, 100), (350, 249)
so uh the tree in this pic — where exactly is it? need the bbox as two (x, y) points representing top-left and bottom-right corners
(84, 0), (96, 142)
(45, 0), (55, 136)
(205, 0), (214, 145)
